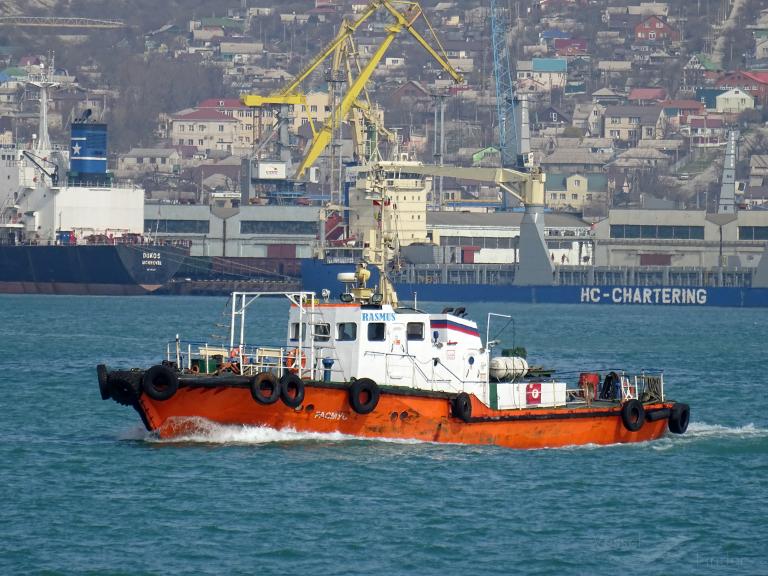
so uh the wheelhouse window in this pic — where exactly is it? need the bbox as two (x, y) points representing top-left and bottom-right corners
(407, 322), (424, 341)
(290, 322), (307, 341)
(337, 322), (357, 341)
(367, 322), (386, 341)
(314, 323), (330, 342)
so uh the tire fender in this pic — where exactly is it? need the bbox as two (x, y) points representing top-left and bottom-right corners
(250, 372), (280, 405)
(280, 373), (305, 408)
(142, 364), (179, 401)
(668, 403), (690, 434)
(452, 392), (472, 423)
(349, 378), (380, 415)
(621, 399), (645, 432)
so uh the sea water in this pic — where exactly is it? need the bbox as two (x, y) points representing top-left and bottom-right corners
(0, 295), (766, 575)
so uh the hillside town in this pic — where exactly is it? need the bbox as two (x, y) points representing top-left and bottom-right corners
(1, 1), (767, 212)
(2, 0), (768, 284)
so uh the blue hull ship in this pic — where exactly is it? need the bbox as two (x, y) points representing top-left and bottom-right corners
(301, 258), (768, 307)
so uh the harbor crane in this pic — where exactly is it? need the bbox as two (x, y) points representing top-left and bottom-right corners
(241, 0), (462, 180)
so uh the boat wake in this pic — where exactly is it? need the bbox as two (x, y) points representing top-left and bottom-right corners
(132, 417), (426, 447)
(648, 421), (768, 451)
(682, 421), (768, 439)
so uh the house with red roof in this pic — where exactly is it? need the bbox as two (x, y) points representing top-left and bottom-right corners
(681, 116), (726, 148)
(627, 87), (667, 105)
(634, 16), (680, 44)
(659, 100), (706, 128)
(18, 55), (43, 67)
(715, 70), (768, 107)
(553, 38), (588, 58)
(166, 91), (332, 156)
(170, 108), (240, 155)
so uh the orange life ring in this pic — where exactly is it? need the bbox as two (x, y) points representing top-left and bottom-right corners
(285, 348), (307, 374)
(191, 364), (200, 374)
(230, 348), (240, 359)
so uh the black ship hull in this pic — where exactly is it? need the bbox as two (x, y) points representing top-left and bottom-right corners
(0, 244), (187, 295)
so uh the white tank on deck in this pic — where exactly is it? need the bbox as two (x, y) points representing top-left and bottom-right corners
(489, 356), (529, 381)
(337, 272), (357, 283)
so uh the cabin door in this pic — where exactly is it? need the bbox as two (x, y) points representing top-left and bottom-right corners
(386, 323), (411, 382)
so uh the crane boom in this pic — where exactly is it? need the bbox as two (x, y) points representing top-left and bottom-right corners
(275, 2), (381, 97)
(490, 0), (518, 169)
(293, 23), (403, 179)
(373, 162), (546, 206)
(242, 0), (462, 179)
(294, 2), (463, 178)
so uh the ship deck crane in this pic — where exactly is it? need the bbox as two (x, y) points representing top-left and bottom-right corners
(241, 0), (462, 179)
(22, 151), (59, 185)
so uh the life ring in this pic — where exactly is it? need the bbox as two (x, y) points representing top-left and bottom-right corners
(349, 378), (380, 414)
(250, 372), (280, 405)
(620, 399), (645, 432)
(280, 373), (305, 408)
(668, 403), (690, 434)
(141, 364), (179, 401)
(285, 348), (307, 374)
(190, 364), (200, 374)
(452, 392), (472, 423)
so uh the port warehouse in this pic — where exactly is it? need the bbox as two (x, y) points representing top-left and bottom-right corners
(145, 203), (768, 274)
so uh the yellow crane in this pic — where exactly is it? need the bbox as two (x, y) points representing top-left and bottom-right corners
(241, 0), (462, 178)
(333, 33), (398, 163)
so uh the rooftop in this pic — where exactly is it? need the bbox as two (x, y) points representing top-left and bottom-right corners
(532, 58), (568, 73)
(173, 109), (238, 122)
(428, 211), (588, 229)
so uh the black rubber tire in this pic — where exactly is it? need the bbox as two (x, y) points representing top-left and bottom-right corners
(621, 399), (645, 432)
(280, 373), (305, 408)
(669, 403), (690, 434)
(453, 392), (472, 423)
(349, 378), (380, 414)
(97, 364), (110, 400)
(646, 408), (671, 422)
(110, 377), (137, 406)
(250, 372), (280, 405)
(142, 364), (179, 401)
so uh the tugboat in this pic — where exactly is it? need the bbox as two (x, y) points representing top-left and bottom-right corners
(97, 259), (690, 448)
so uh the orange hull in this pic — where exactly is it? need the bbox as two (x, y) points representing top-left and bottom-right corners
(134, 383), (672, 449)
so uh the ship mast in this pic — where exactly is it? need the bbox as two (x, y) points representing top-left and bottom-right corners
(365, 166), (399, 308)
(28, 54), (58, 154)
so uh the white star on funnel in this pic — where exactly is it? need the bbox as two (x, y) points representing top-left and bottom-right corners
(72, 143), (81, 155)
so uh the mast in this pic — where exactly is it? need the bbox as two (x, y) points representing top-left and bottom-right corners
(717, 130), (738, 215)
(28, 54), (58, 154)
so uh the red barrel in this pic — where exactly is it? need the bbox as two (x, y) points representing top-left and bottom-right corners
(578, 373), (601, 400)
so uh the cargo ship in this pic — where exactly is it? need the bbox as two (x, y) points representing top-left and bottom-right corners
(0, 63), (186, 295)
